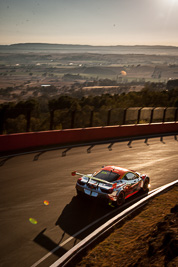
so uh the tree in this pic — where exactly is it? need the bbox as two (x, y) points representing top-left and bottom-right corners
(0, 104), (8, 134)
(48, 98), (58, 130)
(25, 99), (37, 132)
(167, 79), (178, 90)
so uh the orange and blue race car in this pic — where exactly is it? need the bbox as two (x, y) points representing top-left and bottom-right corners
(72, 165), (150, 206)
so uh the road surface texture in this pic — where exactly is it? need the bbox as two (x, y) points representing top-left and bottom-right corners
(0, 136), (177, 267)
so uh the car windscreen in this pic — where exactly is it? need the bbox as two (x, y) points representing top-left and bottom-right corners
(93, 170), (119, 182)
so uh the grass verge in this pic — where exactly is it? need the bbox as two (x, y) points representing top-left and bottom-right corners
(75, 185), (178, 267)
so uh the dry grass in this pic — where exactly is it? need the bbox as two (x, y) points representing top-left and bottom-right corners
(76, 185), (178, 267)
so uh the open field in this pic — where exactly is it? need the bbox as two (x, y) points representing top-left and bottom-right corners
(0, 44), (178, 102)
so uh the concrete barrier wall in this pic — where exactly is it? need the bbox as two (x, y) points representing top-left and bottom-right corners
(0, 122), (178, 152)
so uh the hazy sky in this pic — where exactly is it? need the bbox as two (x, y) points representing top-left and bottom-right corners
(0, 0), (178, 46)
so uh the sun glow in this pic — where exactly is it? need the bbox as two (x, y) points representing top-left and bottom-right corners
(168, 0), (178, 6)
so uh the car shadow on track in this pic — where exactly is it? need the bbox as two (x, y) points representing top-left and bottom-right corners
(55, 190), (149, 240)
(33, 228), (67, 258)
(55, 195), (112, 238)
(33, 191), (149, 260)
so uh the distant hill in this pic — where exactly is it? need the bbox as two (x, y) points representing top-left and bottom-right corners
(0, 43), (178, 55)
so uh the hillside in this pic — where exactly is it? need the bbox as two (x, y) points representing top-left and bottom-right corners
(76, 186), (178, 267)
(0, 43), (178, 55)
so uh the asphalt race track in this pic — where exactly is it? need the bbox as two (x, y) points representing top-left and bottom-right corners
(0, 136), (178, 267)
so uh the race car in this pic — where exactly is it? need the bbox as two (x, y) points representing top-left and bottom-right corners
(72, 165), (150, 206)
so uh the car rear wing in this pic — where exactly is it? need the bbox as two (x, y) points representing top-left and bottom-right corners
(71, 171), (113, 185)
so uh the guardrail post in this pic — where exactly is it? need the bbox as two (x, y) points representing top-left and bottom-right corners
(150, 108), (155, 124)
(123, 108), (128, 125)
(71, 110), (76, 129)
(107, 109), (112, 126)
(90, 110), (94, 127)
(50, 110), (54, 130)
(137, 108), (142, 124)
(174, 108), (178, 122)
(162, 107), (167, 123)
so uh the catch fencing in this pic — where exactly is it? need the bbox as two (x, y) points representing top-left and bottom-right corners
(1, 106), (178, 134)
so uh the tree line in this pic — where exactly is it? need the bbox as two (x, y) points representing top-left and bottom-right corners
(0, 85), (178, 134)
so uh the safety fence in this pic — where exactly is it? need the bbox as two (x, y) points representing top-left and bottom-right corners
(0, 106), (178, 134)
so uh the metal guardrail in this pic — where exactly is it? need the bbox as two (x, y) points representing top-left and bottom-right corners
(50, 180), (178, 267)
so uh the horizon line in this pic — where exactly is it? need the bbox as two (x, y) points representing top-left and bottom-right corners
(0, 42), (178, 48)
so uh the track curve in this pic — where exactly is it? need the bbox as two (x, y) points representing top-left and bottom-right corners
(0, 136), (177, 267)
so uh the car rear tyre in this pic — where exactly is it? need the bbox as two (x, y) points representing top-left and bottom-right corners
(76, 189), (84, 198)
(117, 191), (125, 206)
(142, 178), (149, 192)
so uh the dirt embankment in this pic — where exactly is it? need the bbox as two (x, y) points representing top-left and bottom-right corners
(75, 186), (178, 267)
